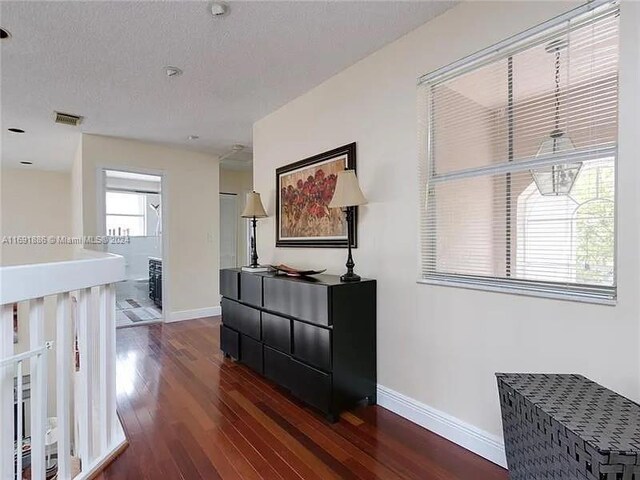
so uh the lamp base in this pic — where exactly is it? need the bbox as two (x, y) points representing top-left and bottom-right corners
(340, 271), (361, 282)
(242, 265), (271, 273)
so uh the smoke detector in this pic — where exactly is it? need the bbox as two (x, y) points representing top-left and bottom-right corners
(165, 66), (183, 78)
(210, 2), (228, 17)
(54, 111), (83, 127)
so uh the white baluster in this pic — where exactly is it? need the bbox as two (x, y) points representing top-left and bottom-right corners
(29, 297), (47, 480)
(98, 285), (108, 454)
(98, 284), (116, 452)
(106, 284), (117, 445)
(76, 287), (93, 467)
(56, 293), (72, 480)
(0, 304), (14, 480)
(16, 361), (23, 480)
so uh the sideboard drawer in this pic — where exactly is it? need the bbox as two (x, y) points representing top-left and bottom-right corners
(241, 335), (263, 374)
(220, 269), (240, 300)
(262, 312), (291, 354)
(263, 277), (330, 326)
(290, 359), (331, 413)
(264, 346), (292, 390)
(221, 298), (241, 331)
(293, 321), (331, 372)
(236, 303), (261, 340)
(240, 272), (262, 307)
(220, 325), (239, 360)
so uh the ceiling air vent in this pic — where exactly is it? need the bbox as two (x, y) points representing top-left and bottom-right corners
(54, 112), (83, 127)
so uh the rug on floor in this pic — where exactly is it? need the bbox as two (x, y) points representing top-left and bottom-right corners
(116, 298), (162, 328)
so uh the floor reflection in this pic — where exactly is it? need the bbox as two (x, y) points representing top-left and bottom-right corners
(116, 351), (138, 397)
(115, 326), (161, 401)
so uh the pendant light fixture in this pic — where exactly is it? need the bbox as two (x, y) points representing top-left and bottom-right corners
(531, 38), (581, 196)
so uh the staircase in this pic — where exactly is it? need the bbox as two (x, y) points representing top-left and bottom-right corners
(0, 249), (126, 480)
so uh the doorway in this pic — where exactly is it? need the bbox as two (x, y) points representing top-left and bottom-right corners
(220, 193), (238, 268)
(102, 169), (165, 328)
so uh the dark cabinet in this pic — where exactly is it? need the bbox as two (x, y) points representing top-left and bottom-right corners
(289, 358), (332, 413)
(263, 277), (330, 325)
(293, 321), (331, 371)
(262, 312), (291, 354)
(240, 335), (263, 374)
(219, 269), (376, 421)
(240, 273), (262, 307)
(223, 298), (260, 340)
(220, 269), (240, 300)
(149, 258), (162, 309)
(264, 346), (292, 390)
(220, 325), (239, 360)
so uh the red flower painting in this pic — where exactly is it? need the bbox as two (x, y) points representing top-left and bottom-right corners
(279, 158), (346, 240)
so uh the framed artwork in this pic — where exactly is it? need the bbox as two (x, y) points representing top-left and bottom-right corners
(276, 143), (357, 248)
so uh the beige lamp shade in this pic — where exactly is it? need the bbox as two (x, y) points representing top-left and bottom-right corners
(328, 170), (367, 208)
(241, 191), (268, 218)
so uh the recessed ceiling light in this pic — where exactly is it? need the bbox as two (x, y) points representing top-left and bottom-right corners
(165, 66), (183, 78)
(188, 135), (199, 140)
(210, 2), (228, 17)
(0, 28), (10, 40)
(20, 161), (32, 165)
(8, 128), (25, 134)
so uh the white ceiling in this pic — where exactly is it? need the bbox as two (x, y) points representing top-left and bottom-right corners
(0, 1), (456, 171)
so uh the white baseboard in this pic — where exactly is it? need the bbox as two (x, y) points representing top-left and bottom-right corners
(377, 384), (507, 468)
(167, 306), (221, 323)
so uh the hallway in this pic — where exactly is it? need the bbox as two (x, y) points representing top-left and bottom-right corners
(97, 318), (507, 479)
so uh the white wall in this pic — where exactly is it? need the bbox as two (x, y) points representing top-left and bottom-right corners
(0, 167), (75, 417)
(0, 168), (73, 265)
(253, 0), (640, 453)
(80, 134), (220, 319)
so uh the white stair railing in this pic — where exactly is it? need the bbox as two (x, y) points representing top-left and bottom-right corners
(0, 250), (125, 480)
(0, 340), (51, 480)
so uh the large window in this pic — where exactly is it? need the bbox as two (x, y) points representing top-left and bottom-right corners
(419, 2), (618, 302)
(106, 191), (146, 237)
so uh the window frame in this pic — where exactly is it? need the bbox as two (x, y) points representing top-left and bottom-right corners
(417, 0), (618, 305)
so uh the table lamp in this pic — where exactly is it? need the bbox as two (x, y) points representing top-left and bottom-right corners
(328, 169), (367, 282)
(241, 191), (269, 272)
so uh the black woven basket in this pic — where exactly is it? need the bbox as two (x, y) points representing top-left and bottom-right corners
(497, 373), (640, 480)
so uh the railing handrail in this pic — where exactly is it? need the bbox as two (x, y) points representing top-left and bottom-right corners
(0, 250), (125, 305)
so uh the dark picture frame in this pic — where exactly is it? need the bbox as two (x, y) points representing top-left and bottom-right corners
(276, 143), (357, 248)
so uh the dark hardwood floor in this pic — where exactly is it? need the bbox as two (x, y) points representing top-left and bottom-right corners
(97, 318), (508, 480)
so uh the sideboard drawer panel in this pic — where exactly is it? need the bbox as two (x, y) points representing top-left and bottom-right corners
(221, 298), (241, 331)
(220, 325), (239, 360)
(262, 312), (291, 354)
(241, 335), (263, 374)
(220, 269), (240, 300)
(263, 277), (330, 326)
(237, 303), (261, 340)
(290, 358), (331, 413)
(293, 321), (331, 372)
(240, 273), (263, 307)
(264, 346), (292, 390)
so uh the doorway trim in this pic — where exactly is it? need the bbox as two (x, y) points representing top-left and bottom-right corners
(96, 166), (170, 321)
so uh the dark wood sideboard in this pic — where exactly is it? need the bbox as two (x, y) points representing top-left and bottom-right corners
(219, 269), (377, 422)
(149, 257), (162, 309)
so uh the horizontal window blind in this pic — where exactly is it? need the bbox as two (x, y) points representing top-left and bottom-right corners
(419, 1), (619, 302)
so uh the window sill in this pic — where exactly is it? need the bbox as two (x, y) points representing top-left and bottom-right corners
(417, 276), (617, 306)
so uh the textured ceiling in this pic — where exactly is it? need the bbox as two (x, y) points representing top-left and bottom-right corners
(0, 1), (456, 171)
